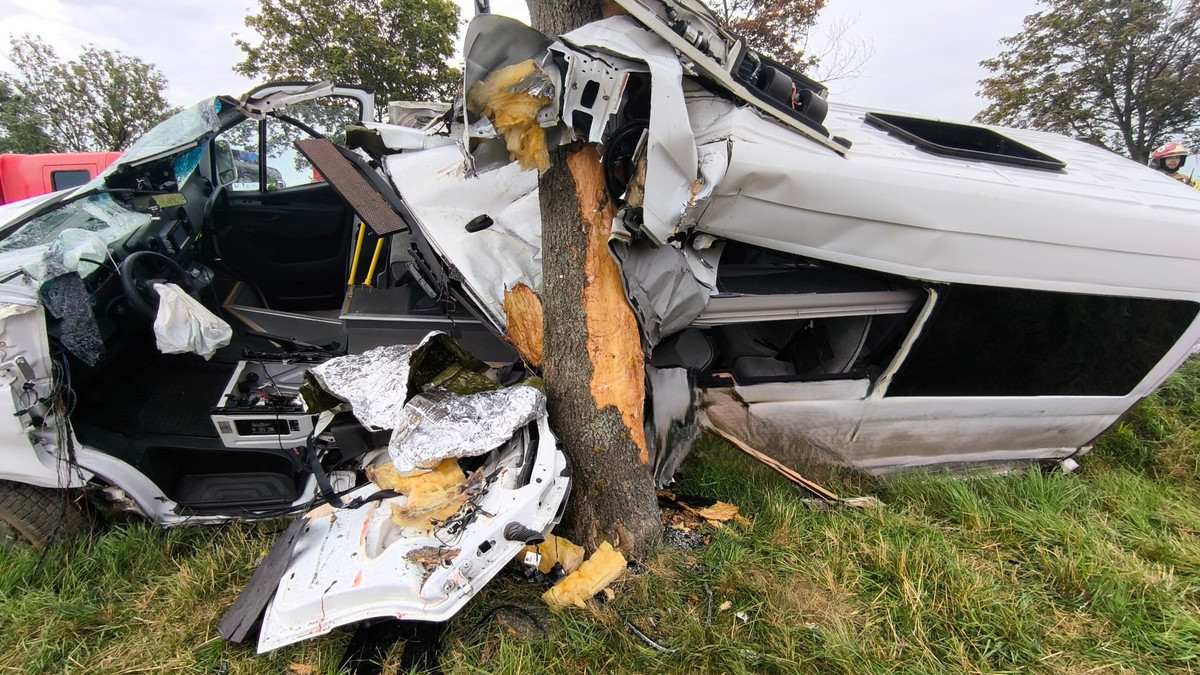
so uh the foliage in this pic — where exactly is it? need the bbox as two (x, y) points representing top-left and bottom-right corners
(235, 0), (461, 116)
(0, 81), (54, 154)
(976, 0), (1200, 162)
(713, 0), (826, 72)
(6, 365), (1200, 674)
(2, 35), (177, 153)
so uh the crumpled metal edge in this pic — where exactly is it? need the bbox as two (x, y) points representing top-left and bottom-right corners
(308, 332), (443, 430)
(388, 385), (546, 472)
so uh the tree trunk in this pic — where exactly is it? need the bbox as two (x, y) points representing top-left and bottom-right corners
(525, 0), (661, 560)
(538, 143), (661, 557)
(529, 0), (603, 37)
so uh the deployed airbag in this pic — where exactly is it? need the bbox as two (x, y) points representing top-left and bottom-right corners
(152, 282), (231, 360)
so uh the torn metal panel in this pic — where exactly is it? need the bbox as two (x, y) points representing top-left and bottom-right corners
(308, 334), (440, 430)
(547, 47), (643, 143)
(389, 385), (546, 472)
(357, 121), (457, 153)
(646, 365), (701, 486)
(557, 16), (698, 245)
(462, 15), (554, 104)
(462, 15), (559, 174)
(382, 146), (541, 331)
(237, 82), (376, 123)
(387, 102), (451, 129)
(256, 413), (569, 653)
(679, 139), (730, 230)
(608, 239), (711, 347)
(611, 0), (846, 156)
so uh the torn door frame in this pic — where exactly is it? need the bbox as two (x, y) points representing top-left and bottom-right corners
(237, 81), (377, 122)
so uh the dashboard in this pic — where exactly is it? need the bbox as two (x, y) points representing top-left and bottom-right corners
(60, 173), (218, 368)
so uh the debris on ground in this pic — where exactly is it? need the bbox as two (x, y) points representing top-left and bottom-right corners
(620, 614), (678, 654)
(718, 600), (732, 612)
(704, 425), (840, 504)
(658, 491), (748, 529)
(661, 526), (710, 550)
(803, 495), (886, 510)
(703, 426), (885, 510)
(519, 534), (586, 575)
(542, 541), (628, 609)
(469, 604), (553, 642)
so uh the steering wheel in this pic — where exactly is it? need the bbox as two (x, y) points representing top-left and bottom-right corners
(119, 250), (198, 318)
(202, 180), (227, 234)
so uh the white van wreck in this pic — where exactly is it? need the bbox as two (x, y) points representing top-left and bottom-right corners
(0, 0), (1196, 651)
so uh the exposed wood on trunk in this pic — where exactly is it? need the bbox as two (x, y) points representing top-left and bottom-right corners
(529, 0), (660, 559)
(540, 143), (660, 557)
(503, 282), (544, 368)
(567, 146), (648, 462)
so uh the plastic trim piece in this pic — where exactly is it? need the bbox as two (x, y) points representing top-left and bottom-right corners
(864, 112), (1066, 171)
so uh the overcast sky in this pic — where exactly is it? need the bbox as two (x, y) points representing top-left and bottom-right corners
(0, 0), (1038, 121)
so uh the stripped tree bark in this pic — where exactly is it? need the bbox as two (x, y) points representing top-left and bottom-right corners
(518, 0), (663, 557)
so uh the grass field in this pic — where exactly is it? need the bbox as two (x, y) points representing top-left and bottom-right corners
(3, 358), (1200, 674)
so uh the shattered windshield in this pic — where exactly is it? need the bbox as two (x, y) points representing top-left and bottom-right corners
(0, 98), (225, 279)
(118, 97), (223, 167)
(0, 194), (150, 280)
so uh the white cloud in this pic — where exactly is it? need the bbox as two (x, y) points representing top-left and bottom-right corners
(812, 0), (1037, 120)
(0, 0), (1036, 120)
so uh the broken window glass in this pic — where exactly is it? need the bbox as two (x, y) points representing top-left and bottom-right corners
(887, 285), (1199, 397)
(0, 194), (149, 280)
(120, 97), (222, 167)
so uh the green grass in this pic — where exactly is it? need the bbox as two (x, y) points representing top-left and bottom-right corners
(5, 358), (1200, 673)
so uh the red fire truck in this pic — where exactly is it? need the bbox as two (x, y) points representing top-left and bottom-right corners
(0, 151), (122, 204)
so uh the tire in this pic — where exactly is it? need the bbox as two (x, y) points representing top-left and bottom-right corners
(0, 480), (92, 548)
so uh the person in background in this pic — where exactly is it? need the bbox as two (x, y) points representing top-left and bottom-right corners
(1148, 142), (1200, 189)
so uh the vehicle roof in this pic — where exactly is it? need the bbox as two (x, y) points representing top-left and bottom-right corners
(691, 98), (1200, 302)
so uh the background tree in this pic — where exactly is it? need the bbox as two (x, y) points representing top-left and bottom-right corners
(0, 81), (53, 154)
(976, 0), (1200, 163)
(2, 35), (176, 152)
(714, 0), (825, 72)
(235, 0), (461, 116)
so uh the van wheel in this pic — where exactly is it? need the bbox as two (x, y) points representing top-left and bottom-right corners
(0, 481), (92, 548)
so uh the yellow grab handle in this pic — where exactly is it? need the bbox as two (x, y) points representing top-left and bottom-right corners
(363, 238), (385, 288)
(347, 223), (366, 286)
